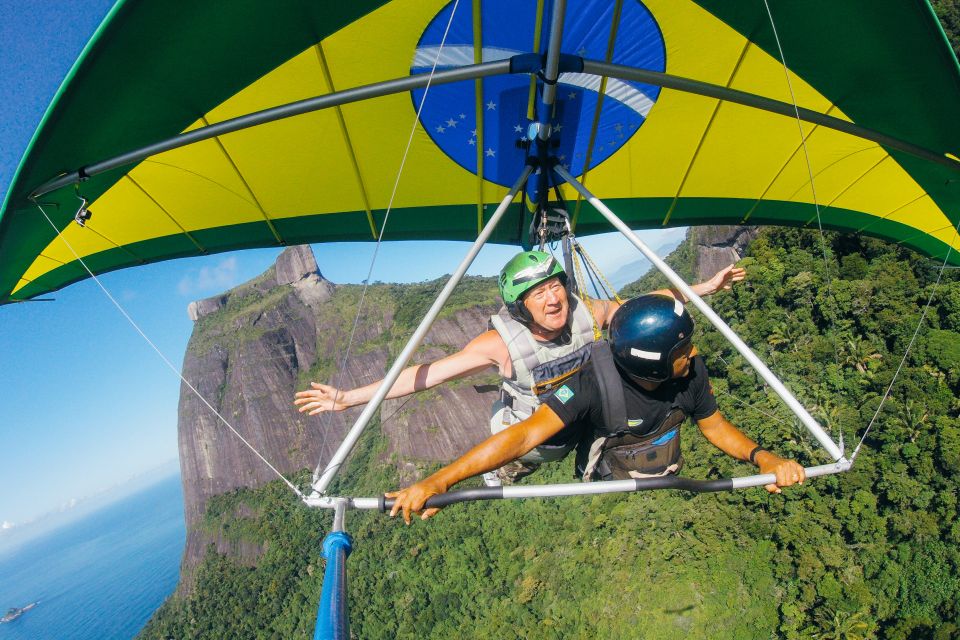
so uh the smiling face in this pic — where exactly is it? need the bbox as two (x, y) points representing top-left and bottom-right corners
(521, 276), (569, 335)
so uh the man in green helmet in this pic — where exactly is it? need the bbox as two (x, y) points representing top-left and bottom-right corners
(295, 250), (744, 482)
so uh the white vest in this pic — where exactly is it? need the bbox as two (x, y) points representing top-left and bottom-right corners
(489, 294), (597, 422)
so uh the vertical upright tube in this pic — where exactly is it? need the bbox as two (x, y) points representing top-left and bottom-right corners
(314, 501), (351, 640)
(553, 165), (844, 461)
(538, 0), (567, 138)
(311, 165), (534, 495)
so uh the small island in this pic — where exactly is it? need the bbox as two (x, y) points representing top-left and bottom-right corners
(1, 602), (38, 623)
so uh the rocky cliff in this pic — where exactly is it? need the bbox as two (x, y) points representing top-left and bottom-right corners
(690, 225), (758, 281)
(176, 245), (500, 591)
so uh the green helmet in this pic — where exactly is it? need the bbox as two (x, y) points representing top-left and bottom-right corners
(498, 251), (567, 323)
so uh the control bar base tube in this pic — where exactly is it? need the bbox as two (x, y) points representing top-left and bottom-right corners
(371, 460), (853, 512)
(313, 531), (353, 640)
(310, 165), (534, 495)
(303, 461), (852, 511)
(553, 164), (844, 461)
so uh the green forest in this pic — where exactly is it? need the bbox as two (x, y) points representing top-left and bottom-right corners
(140, 223), (960, 640)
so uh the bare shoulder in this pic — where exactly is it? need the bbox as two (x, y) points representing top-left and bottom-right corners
(590, 298), (621, 327)
(465, 329), (508, 359)
(465, 329), (511, 375)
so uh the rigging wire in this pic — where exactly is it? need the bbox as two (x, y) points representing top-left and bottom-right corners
(763, 0), (960, 464)
(714, 353), (800, 430)
(31, 200), (306, 500)
(850, 220), (960, 462)
(762, 0), (844, 453)
(312, 0), (462, 482)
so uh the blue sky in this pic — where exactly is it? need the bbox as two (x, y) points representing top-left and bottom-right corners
(0, 1), (685, 530)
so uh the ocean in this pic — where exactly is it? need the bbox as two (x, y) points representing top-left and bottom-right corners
(0, 473), (185, 640)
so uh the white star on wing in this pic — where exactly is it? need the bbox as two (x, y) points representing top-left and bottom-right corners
(446, 118), (458, 127)
(485, 148), (496, 157)
(486, 101), (497, 110)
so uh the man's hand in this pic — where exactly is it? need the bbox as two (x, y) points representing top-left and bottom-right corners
(756, 451), (806, 494)
(385, 476), (449, 524)
(293, 382), (351, 415)
(703, 264), (746, 295)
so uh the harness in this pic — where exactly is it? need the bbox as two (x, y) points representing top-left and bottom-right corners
(577, 340), (687, 481)
(490, 294), (597, 423)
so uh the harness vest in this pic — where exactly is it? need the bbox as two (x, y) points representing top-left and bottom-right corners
(577, 340), (686, 481)
(489, 294), (597, 424)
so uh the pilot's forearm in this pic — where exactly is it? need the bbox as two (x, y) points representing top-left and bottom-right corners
(698, 414), (760, 462)
(430, 424), (543, 489)
(430, 406), (566, 489)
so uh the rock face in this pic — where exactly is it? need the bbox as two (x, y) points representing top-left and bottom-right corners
(176, 245), (499, 591)
(692, 226), (758, 281)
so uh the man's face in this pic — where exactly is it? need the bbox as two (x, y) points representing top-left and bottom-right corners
(521, 276), (569, 332)
(670, 343), (698, 378)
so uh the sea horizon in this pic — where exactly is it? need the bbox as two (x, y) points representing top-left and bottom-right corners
(0, 472), (185, 640)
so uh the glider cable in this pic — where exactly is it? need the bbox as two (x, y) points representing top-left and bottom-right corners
(764, 0), (960, 465)
(763, 0), (844, 454)
(31, 199), (306, 500)
(311, 0), (462, 483)
(851, 218), (960, 463)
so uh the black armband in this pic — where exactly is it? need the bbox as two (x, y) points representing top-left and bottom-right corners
(748, 445), (766, 464)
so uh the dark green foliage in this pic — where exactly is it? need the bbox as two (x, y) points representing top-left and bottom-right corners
(140, 227), (960, 639)
(933, 0), (960, 59)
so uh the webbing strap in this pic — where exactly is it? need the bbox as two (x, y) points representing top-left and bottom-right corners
(591, 340), (627, 434)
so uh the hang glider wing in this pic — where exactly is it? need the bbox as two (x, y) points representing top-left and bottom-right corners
(3, 0), (960, 303)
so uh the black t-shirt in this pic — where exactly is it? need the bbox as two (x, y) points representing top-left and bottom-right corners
(544, 355), (718, 440)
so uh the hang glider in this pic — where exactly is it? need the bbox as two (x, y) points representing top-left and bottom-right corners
(6, 2), (960, 638)
(2, 0), (960, 306)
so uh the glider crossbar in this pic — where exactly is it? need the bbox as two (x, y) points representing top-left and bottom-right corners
(30, 60), (516, 199)
(554, 164), (846, 462)
(303, 460), (852, 512)
(30, 55), (960, 200)
(579, 59), (960, 174)
(309, 165), (534, 497)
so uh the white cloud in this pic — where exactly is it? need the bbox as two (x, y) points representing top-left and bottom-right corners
(177, 257), (239, 297)
(1, 521), (15, 530)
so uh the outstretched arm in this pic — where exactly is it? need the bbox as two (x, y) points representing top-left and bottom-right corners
(385, 405), (568, 524)
(650, 263), (746, 303)
(591, 264), (746, 328)
(294, 330), (506, 415)
(696, 410), (805, 493)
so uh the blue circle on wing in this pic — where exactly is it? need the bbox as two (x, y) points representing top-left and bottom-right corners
(410, 0), (666, 188)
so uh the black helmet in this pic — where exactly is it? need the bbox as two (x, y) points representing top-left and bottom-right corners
(609, 294), (695, 382)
